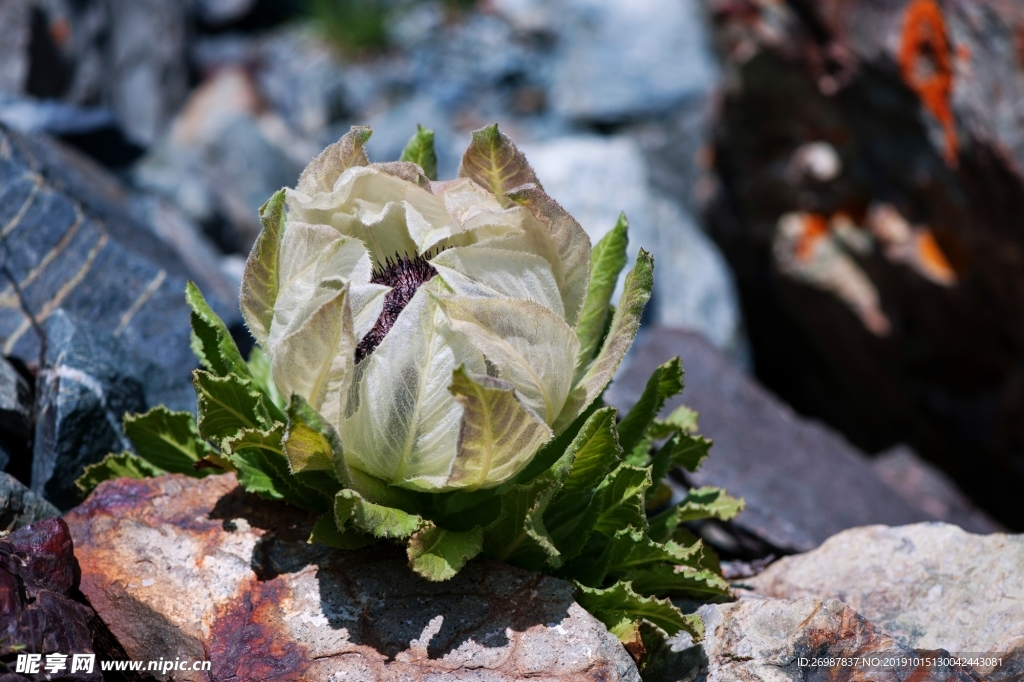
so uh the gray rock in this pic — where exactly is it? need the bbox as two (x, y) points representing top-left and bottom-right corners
(32, 310), (160, 510)
(606, 328), (933, 553)
(0, 91), (118, 137)
(0, 471), (58, 531)
(694, 596), (983, 681)
(523, 136), (748, 363)
(748, 523), (1024, 659)
(0, 356), (31, 441)
(104, 0), (189, 145)
(0, 123), (237, 410)
(872, 445), (1003, 534)
(543, 0), (719, 122)
(133, 67), (308, 252)
(65, 473), (642, 682)
(191, 0), (258, 26)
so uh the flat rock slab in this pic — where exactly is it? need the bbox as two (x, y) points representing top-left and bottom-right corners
(748, 523), (1024, 658)
(696, 597), (983, 681)
(64, 474), (640, 682)
(607, 328), (931, 552)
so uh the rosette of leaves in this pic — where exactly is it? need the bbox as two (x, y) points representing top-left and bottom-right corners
(78, 125), (743, 658)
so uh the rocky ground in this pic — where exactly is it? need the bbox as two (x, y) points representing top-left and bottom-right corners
(0, 0), (1022, 680)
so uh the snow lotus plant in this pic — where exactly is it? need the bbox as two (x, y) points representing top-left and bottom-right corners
(78, 125), (742, 658)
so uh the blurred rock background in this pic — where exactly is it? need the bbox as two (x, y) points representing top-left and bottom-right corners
(0, 0), (1019, 544)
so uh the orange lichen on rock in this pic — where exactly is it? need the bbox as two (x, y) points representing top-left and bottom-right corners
(914, 227), (957, 285)
(795, 212), (829, 261)
(899, 0), (958, 166)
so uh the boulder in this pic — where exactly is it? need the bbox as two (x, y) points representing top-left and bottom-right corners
(64, 473), (642, 682)
(0, 471), (58, 531)
(748, 523), (1024, 661)
(540, 0), (719, 122)
(606, 328), (934, 553)
(31, 310), (173, 510)
(524, 137), (749, 364)
(0, 517), (101, 682)
(693, 597), (984, 681)
(0, 357), (31, 471)
(0, 123), (238, 409)
(705, 0), (1024, 529)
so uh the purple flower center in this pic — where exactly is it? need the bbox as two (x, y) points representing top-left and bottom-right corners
(355, 252), (437, 362)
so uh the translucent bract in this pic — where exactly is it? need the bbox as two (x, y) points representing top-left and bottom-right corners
(241, 125), (595, 491)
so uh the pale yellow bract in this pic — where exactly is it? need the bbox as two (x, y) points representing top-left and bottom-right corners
(241, 126), (605, 492)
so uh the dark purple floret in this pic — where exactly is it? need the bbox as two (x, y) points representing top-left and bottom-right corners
(355, 252), (437, 362)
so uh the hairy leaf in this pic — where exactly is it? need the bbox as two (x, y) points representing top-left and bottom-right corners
(76, 451), (166, 496)
(400, 124), (438, 180)
(407, 524), (483, 581)
(458, 124), (540, 206)
(297, 125), (371, 195)
(240, 190), (285, 347)
(505, 186), (592, 328)
(186, 281), (251, 379)
(444, 297), (579, 426)
(575, 214), (629, 371)
(271, 282), (355, 430)
(341, 286), (487, 491)
(447, 367), (553, 490)
(649, 404), (699, 440)
(617, 358), (683, 456)
(122, 407), (215, 476)
(553, 250), (653, 434)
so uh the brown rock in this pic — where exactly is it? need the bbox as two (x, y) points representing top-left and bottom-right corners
(705, 0), (1024, 529)
(64, 473), (641, 682)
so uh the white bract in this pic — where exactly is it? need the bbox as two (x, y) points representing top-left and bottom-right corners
(241, 126), (632, 492)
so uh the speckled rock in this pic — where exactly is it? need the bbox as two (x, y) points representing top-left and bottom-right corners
(64, 474), (641, 682)
(748, 523), (1024, 659)
(695, 597), (983, 681)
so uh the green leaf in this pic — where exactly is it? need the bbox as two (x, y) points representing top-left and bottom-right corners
(335, 489), (425, 540)
(309, 513), (374, 550)
(296, 125), (371, 195)
(605, 527), (702, 578)
(76, 451), (166, 496)
(647, 487), (744, 544)
(407, 525), (484, 581)
(575, 214), (629, 372)
(399, 124), (438, 180)
(553, 249), (654, 434)
(544, 408), (623, 557)
(194, 371), (270, 441)
(617, 358), (683, 457)
(447, 366), (553, 490)
(649, 404), (699, 440)
(247, 346), (286, 412)
(628, 564), (732, 599)
(575, 581), (702, 640)
(482, 476), (560, 570)
(591, 464), (651, 537)
(283, 394), (342, 476)
(123, 407), (215, 476)
(223, 425), (329, 510)
(458, 124), (540, 207)
(186, 281), (251, 379)
(240, 190), (285, 348)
